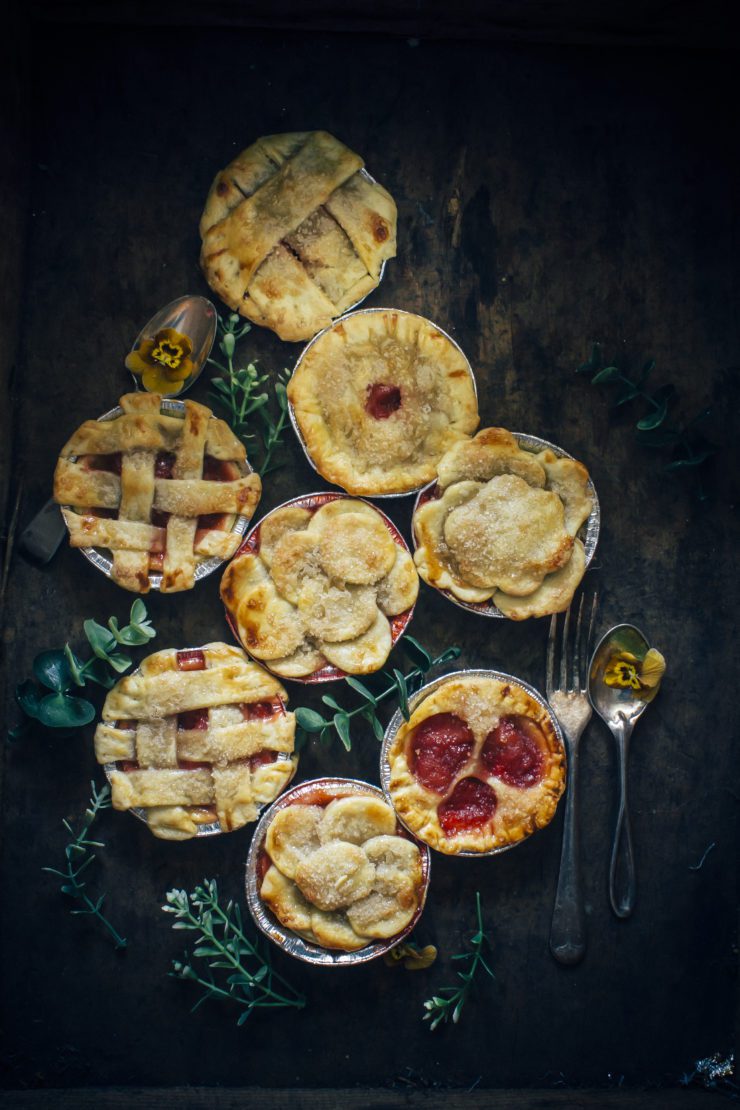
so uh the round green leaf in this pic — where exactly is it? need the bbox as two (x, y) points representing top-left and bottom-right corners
(16, 680), (43, 718)
(33, 650), (72, 692)
(37, 692), (96, 729)
(294, 707), (328, 733)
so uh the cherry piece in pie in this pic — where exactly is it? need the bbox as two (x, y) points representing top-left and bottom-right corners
(387, 673), (565, 854)
(94, 643), (297, 840)
(53, 392), (261, 593)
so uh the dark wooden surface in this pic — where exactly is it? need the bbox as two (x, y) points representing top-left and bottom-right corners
(1, 8), (739, 1104)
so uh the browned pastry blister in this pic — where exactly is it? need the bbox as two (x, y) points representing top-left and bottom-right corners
(199, 131), (397, 341)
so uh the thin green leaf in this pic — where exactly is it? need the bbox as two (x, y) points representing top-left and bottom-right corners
(344, 676), (377, 705)
(591, 365), (620, 384)
(294, 707), (328, 733)
(402, 636), (432, 670)
(84, 619), (117, 660)
(664, 451), (713, 471)
(393, 670), (409, 719)
(637, 400), (668, 431)
(64, 645), (86, 687)
(333, 712), (352, 751)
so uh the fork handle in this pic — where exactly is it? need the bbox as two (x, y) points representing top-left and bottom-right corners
(549, 739), (586, 965)
(609, 717), (636, 918)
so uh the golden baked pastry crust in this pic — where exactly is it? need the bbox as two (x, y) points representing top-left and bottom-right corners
(413, 427), (593, 618)
(54, 393), (261, 594)
(287, 309), (480, 495)
(199, 131), (397, 342)
(94, 643), (297, 840)
(387, 674), (565, 855)
(259, 790), (424, 951)
(221, 496), (418, 678)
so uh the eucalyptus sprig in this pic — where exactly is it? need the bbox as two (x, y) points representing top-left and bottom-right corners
(423, 892), (494, 1031)
(208, 313), (291, 476)
(294, 637), (461, 752)
(577, 343), (714, 492)
(43, 781), (127, 949)
(163, 880), (305, 1025)
(11, 599), (156, 738)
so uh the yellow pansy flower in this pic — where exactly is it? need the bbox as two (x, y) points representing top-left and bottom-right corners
(126, 327), (195, 395)
(604, 649), (666, 693)
(383, 942), (438, 970)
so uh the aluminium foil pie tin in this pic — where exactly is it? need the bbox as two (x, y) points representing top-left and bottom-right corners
(62, 398), (255, 591)
(245, 777), (432, 966)
(287, 307), (478, 499)
(223, 491), (417, 684)
(380, 668), (566, 858)
(411, 431), (601, 619)
(102, 645), (297, 839)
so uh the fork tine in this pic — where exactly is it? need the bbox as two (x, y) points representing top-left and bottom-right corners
(559, 603), (571, 692)
(546, 613), (557, 699)
(582, 590), (599, 689)
(572, 593), (585, 692)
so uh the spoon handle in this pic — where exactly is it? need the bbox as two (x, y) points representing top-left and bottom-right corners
(549, 738), (586, 965)
(609, 716), (636, 918)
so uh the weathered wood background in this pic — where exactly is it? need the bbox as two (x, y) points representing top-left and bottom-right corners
(1, 3), (738, 1105)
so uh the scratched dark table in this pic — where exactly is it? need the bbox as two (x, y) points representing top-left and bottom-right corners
(1, 7), (738, 1108)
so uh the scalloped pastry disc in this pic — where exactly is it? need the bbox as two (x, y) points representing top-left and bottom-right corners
(265, 804), (324, 879)
(318, 796), (397, 845)
(294, 842), (375, 911)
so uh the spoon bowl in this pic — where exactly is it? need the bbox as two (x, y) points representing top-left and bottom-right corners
(589, 622), (659, 919)
(128, 294), (217, 396)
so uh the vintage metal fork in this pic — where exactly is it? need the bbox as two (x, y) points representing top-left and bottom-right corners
(547, 591), (598, 966)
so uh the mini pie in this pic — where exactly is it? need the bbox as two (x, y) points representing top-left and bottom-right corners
(199, 131), (397, 342)
(94, 643), (297, 841)
(387, 674), (565, 854)
(413, 427), (593, 619)
(288, 309), (480, 495)
(260, 792), (424, 950)
(53, 392), (261, 594)
(221, 497), (419, 678)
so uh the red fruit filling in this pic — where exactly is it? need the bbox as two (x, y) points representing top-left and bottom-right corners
(481, 715), (545, 788)
(178, 708), (209, 730)
(243, 698), (284, 721)
(438, 777), (497, 836)
(407, 712), (474, 794)
(365, 382), (402, 420)
(176, 649), (206, 671)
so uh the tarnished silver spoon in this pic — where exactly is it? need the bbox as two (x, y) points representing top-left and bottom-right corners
(589, 624), (663, 919)
(18, 295), (217, 564)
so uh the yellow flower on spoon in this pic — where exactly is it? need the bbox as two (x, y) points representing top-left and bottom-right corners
(604, 648), (666, 693)
(125, 327), (195, 395)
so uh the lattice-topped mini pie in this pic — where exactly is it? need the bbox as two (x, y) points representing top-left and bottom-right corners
(53, 393), (261, 594)
(258, 786), (425, 951)
(288, 308), (480, 495)
(94, 643), (297, 840)
(413, 427), (593, 619)
(386, 673), (565, 855)
(200, 131), (397, 341)
(221, 495), (419, 679)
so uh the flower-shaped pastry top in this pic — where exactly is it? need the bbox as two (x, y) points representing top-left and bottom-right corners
(413, 427), (594, 620)
(94, 643), (297, 841)
(221, 496), (419, 679)
(125, 327), (195, 395)
(53, 393), (261, 594)
(259, 792), (425, 951)
(386, 673), (565, 855)
(288, 309), (479, 495)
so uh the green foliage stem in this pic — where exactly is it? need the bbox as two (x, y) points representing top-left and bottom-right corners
(208, 314), (290, 477)
(43, 781), (127, 949)
(423, 892), (494, 1030)
(294, 637), (462, 752)
(163, 880), (305, 1025)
